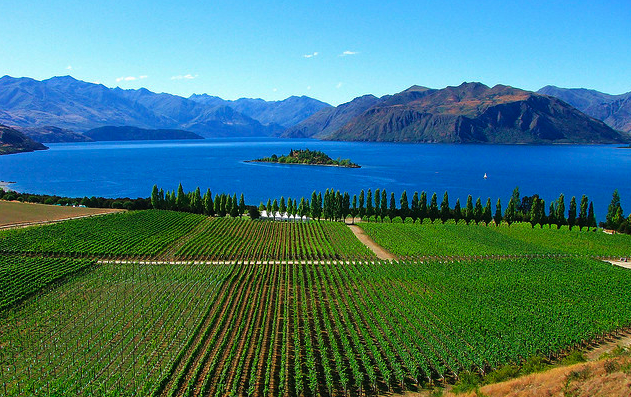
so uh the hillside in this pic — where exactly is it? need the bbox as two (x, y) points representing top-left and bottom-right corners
(288, 83), (630, 144)
(0, 75), (323, 137)
(84, 126), (203, 141)
(17, 125), (92, 143)
(538, 85), (631, 133)
(0, 124), (48, 154)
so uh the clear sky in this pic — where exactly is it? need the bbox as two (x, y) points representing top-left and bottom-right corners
(1, 0), (629, 105)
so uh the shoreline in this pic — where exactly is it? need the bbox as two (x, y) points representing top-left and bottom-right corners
(0, 180), (16, 191)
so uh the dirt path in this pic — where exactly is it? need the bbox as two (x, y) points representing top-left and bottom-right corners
(584, 329), (631, 360)
(346, 223), (396, 260)
(606, 259), (631, 270)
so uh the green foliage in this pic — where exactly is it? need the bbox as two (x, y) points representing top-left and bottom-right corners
(254, 148), (359, 167)
(0, 210), (206, 257)
(359, 221), (631, 258)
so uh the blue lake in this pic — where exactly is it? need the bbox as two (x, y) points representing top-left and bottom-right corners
(0, 138), (629, 222)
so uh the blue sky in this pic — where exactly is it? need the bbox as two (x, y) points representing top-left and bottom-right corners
(1, 0), (629, 105)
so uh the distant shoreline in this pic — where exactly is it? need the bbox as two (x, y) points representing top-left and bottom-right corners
(0, 180), (16, 191)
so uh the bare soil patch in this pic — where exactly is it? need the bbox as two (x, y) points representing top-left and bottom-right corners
(0, 200), (121, 228)
(346, 223), (396, 260)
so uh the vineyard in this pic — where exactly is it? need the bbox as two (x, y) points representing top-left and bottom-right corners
(3, 258), (631, 396)
(174, 217), (374, 260)
(2, 209), (631, 396)
(0, 210), (207, 258)
(359, 221), (631, 258)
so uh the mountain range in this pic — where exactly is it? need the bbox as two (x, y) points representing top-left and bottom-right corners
(537, 86), (631, 133)
(0, 75), (630, 147)
(0, 75), (329, 137)
(284, 83), (630, 144)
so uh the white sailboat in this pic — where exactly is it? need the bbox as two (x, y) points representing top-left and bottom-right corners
(483, 173), (488, 179)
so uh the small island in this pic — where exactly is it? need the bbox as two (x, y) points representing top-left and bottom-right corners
(248, 148), (360, 168)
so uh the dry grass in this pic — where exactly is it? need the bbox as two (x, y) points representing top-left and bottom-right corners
(0, 200), (121, 228)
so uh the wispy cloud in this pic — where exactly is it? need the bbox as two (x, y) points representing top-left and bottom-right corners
(307, 86), (312, 90)
(339, 50), (359, 57)
(66, 65), (73, 70)
(336, 82), (343, 89)
(115, 75), (149, 83)
(272, 88), (278, 92)
(171, 74), (198, 80)
(303, 52), (319, 58)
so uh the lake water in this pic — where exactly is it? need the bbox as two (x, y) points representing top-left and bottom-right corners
(0, 138), (629, 222)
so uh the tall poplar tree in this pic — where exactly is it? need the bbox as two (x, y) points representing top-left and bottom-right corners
(429, 193), (439, 223)
(465, 195), (474, 225)
(203, 189), (214, 216)
(556, 194), (566, 228)
(411, 191), (419, 223)
(577, 195), (588, 230)
(483, 198), (492, 224)
(381, 190), (388, 222)
(453, 198), (462, 224)
(473, 197), (483, 224)
(494, 198), (502, 226)
(366, 189), (374, 222)
(151, 185), (160, 209)
(266, 199), (272, 219)
(440, 191), (450, 224)
(230, 193), (239, 217)
(176, 183), (189, 212)
(400, 191), (409, 223)
(419, 192), (428, 223)
(389, 192), (396, 222)
(358, 190), (366, 221)
(606, 190), (622, 229)
(351, 194), (358, 224)
(568, 196), (577, 230)
(588, 202), (596, 230)
(374, 189), (381, 221)
(239, 194), (246, 217)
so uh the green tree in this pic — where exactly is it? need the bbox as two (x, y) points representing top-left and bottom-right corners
(366, 189), (374, 222)
(429, 193), (439, 223)
(453, 198), (462, 224)
(411, 191), (419, 223)
(483, 198), (492, 224)
(465, 195), (474, 225)
(190, 187), (203, 214)
(266, 199), (272, 219)
(389, 192), (396, 222)
(606, 190), (623, 229)
(439, 191), (450, 224)
(358, 190), (366, 221)
(419, 192), (428, 223)
(568, 196), (577, 230)
(351, 194), (358, 224)
(230, 193), (239, 217)
(310, 191), (319, 220)
(548, 202), (556, 228)
(556, 194), (566, 229)
(504, 196), (516, 226)
(272, 199), (279, 218)
(374, 189), (381, 221)
(279, 197), (287, 218)
(239, 193), (246, 217)
(529, 197), (541, 228)
(176, 183), (189, 212)
(381, 189), (388, 222)
(203, 189), (214, 216)
(342, 192), (351, 222)
(400, 190), (409, 223)
(588, 202), (596, 230)
(578, 195), (589, 230)
(494, 198), (502, 226)
(151, 185), (160, 209)
(215, 194), (223, 216)
(473, 197), (483, 224)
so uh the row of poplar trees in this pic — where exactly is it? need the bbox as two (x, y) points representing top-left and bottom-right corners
(151, 184), (246, 217)
(151, 184), (600, 230)
(261, 187), (598, 230)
